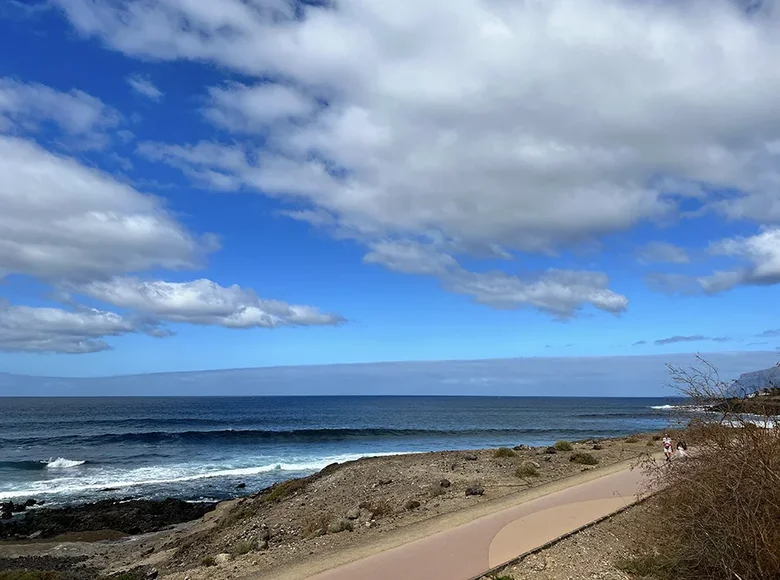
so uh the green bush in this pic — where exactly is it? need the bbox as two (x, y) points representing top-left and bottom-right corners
(515, 464), (539, 478)
(554, 440), (573, 452)
(493, 447), (516, 458)
(569, 452), (599, 465)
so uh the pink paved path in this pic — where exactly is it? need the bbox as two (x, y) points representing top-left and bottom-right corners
(310, 467), (647, 580)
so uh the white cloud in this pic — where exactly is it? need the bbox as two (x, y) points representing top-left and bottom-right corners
(75, 277), (344, 328)
(0, 302), (135, 354)
(0, 77), (119, 146)
(126, 73), (163, 101)
(205, 83), (317, 132)
(0, 135), (216, 281)
(54, 0), (780, 314)
(636, 242), (690, 265)
(445, 268), (628, 318)
(699, 227), (780, 292)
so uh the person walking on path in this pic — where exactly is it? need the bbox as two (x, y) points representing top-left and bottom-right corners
(663, 434), (673, 462)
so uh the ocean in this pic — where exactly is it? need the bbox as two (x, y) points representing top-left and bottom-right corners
(0, 396), (677, 506)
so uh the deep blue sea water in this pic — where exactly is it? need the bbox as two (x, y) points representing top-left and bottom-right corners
(0, 397), (677, 506)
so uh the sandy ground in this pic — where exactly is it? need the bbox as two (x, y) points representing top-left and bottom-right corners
(0, 435), (660, 579)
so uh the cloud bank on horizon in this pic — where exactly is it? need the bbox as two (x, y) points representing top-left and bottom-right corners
(1, 0), (780, 379)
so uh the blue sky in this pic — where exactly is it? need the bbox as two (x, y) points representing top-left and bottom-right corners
(0, 0), (779, 392)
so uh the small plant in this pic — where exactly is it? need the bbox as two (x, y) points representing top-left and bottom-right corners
(569, 452), (599, 465)
(493, 447), (516, 458)
(327, 517), (353, 534)
(232, 539), (254, 556)
(625, 435), (640, 444)
(303, 511), (332, 537)
(515, 464), (539, 478)
(646, 440), (655, 447)
(554, 440), (573, 452)
(370, 499), (393, 519)
(200, 556), (216, 567)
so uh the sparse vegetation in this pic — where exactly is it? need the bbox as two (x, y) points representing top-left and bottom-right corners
(625, 435), (640, 443)
(404, 499), (421, 510)
(326, 517), (353, 534)
(493, 447), (516, 458)
(515, 464), (539, 478)
(199, 556), (216, 567)
(569, 452), (598, 465)
(554, 440), (573, 451)
(369, 499), (393, 519)
(634, 356), (780, 580)
(232, 539), (254, 556)
(303, 511), (332, 537)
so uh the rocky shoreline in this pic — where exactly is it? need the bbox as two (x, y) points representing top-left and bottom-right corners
(0, 498), (216, 541)
(0, 435), (663, 580)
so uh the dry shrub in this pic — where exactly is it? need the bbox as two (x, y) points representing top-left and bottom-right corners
(515, 464), (539, 478)
(303, 511), (332, 536)
(553, 440), (572, 451)
(369, 499), (393, 519)
(569, 452), (598, 465)
(639, 356), (780, 580)
(493, 447), (516, 458)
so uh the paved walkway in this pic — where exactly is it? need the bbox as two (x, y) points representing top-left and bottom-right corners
(310, 466), (647, 580)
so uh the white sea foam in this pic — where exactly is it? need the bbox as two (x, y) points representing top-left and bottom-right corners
(46, 458), (87, 469)
(0, 451), (404, 501)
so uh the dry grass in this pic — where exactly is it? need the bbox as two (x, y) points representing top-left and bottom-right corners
(635, 356), (780, 580)
(514, 464), (539, 478)
(493, 447), (516, 458)
(553, 440), (573, 452)
(569, 452), (598, 466)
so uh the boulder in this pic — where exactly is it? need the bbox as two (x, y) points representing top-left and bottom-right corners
(345, 507), (360, 520)
(377, 478), (393, 485)
(592, 444), (603, 450)
(544, 447), (557, 454)
(463, 453), (478, 461)
(522, 460), (541, 469)
(24, 499), (37, 507)
(214, 553), (231, 565)
(439, 479), (451, 488)
(513, 444), (527, 451)
(1, 502), (13, 520)
(146, 568), (159, 580)
(236, 483), (246, 489)
(465, 484), (484, 496)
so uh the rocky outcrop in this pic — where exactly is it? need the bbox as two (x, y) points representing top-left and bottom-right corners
(0, 498), (216, 540)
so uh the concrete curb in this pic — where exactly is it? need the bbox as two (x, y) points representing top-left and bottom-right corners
(466, 494), (652, 580)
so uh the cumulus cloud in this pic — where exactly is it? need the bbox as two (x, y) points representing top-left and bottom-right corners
(699, 228), (780, 293)
(126, 73), (163, 101)
(74, 277), (344, 328)
(0, 77), (119, 146)
(445, 269), (628, 318)
(0, 303), (135, 354)
(51, 0), (780, 315)
(636, 242), (690, 265)
(0, 136), (216, 281)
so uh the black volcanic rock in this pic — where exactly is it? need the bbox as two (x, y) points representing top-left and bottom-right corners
(0, 498), (216, 540)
